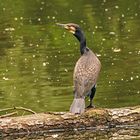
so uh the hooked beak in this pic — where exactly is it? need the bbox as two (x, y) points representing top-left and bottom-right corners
(56, 23), (76, 34)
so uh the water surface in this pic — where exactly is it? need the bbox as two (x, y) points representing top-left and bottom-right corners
(0, 0), (140, 138)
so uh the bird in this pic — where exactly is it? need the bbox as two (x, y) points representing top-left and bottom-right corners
(56, 23), (101, 114)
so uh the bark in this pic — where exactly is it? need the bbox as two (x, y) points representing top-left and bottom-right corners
(0, 106), (140, 137)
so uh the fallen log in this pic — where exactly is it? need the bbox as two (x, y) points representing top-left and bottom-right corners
(0, 106), (140, 137)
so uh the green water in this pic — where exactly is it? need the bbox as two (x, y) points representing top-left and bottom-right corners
(0, 0), (140, 112)
(0, 0), (140, 138)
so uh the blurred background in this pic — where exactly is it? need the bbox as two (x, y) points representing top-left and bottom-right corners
(0, 0), (140, 113)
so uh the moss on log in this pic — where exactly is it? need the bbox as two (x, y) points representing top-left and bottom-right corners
(0, 106), (140, 137)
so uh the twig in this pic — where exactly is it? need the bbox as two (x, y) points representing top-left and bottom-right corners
(14, 106), (36, 114)
(0, 106), (36, 114)
(0, 111), (18, 118)
(0, 107), (14, 112)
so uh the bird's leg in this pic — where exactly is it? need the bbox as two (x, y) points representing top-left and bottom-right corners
(87, 85), (96, 108)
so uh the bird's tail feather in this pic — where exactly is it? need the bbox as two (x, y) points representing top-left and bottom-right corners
(70, 98), (85, 114)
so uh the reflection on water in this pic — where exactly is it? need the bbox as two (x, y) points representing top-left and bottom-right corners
(0, 0), (140, 139)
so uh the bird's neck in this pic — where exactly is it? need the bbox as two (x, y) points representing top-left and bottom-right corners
(80, 40), (87, 55)
(74, 30), (87, 55)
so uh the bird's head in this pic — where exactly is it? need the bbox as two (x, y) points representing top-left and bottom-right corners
(56, 23), (80, 34)
(56, 23), (87, 54)
(56, 23), (85, 42)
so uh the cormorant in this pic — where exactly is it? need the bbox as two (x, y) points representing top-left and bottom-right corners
(57, 23), (101, 114)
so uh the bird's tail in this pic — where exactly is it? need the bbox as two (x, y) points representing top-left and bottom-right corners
(70, 98), (85, 114)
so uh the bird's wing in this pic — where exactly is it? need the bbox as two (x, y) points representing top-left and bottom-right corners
(73, 51), (101, 97)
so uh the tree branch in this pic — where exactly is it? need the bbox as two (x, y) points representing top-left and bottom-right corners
(0, 106), (140, 137)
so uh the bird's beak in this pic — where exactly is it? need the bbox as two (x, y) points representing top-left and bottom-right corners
(56, 23), (76, 34)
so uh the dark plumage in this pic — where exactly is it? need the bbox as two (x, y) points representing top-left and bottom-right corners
(57, 23), (101, 114)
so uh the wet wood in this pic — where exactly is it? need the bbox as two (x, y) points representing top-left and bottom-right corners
(0, 106), (140, 137)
